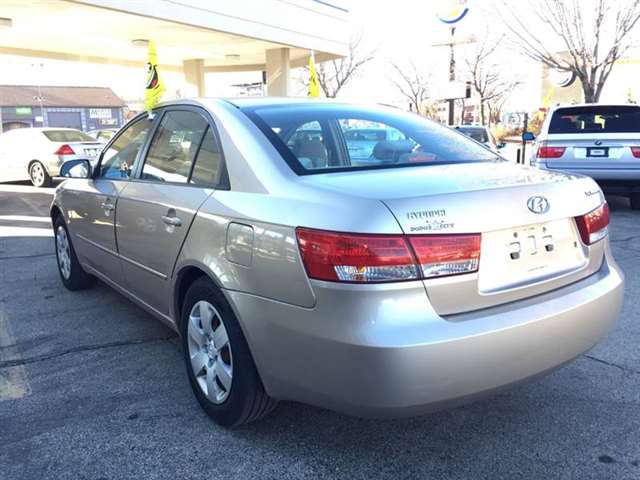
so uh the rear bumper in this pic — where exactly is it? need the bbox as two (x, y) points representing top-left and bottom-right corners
(536, 165), (640, 193)
(228, 245), (624, 418)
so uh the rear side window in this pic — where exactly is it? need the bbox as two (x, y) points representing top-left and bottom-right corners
(141, 110), (208, 183)
(243, 104), (498, 174)
(549, 106), (640, 134)
(189, 127), (222, 186)
(43, 130), (95, 142)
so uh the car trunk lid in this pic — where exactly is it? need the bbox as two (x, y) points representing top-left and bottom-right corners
(302, 162), (606, 314)
(67, 142), (104, 159)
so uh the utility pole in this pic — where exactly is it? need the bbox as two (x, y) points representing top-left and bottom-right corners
(31, 62), (45, 126)
(448, 27), (456, 126)
(432, 31), (475, 126)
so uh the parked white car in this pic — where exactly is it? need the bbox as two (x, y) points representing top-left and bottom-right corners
(0, 127), (103, 187)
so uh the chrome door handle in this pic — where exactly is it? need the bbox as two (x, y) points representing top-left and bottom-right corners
(161, 215), (183, 227)
(101, 202), (115, 211)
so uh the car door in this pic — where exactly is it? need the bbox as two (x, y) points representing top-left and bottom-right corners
(61, 116), (155, 286)
(115, 107), (221, 316)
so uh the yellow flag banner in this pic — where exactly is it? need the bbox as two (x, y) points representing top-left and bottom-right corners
(145, 41), (165, 112)
(308, 53), (321, 98)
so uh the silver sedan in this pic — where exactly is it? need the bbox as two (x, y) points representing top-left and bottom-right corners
(50, 98), (624, 426)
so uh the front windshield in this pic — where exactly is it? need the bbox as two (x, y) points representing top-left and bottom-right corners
(243, 104), (499, 174)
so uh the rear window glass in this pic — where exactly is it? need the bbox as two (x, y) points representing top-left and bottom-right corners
(43, 130), (95, 142)
(457, 127), (489, 143)
(549, 106), (640, 134)
(243, 104), (498, 174)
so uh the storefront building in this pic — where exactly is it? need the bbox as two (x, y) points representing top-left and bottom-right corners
(0, 85), (125, 133)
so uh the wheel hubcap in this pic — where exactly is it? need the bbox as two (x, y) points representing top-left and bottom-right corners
(187, 300), (233, 404)
(55, 226), (71, 280)
(31, 163), (44, 186)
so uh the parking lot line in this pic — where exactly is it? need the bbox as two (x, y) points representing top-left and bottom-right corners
(0, 215), (51, 223)
(0, 303), (30, 401)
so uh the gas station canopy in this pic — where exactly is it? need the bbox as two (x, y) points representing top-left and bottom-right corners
(0, 0), (351, 95)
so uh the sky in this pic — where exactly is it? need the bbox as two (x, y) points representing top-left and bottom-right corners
(0, 0), (638, 112)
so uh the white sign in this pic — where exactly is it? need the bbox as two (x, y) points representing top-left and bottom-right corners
(89, 108), (112, 119)
(442, 81), (467, 100)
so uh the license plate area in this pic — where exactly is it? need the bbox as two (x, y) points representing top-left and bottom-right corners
(587, 147), (608, 157)
(478, 218), (588, 294)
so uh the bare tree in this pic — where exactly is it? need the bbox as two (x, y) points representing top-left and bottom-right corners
(309, 35), (375, 98)
(465, 34), (521, 125)
(501, 0), (640, 103)
(389, 61), (431, 114)
(487, 86), (519, 125)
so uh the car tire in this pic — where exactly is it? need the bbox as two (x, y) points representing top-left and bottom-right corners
(630, 193), (640, 210)
(53, 215), (96, 290)
(181, 277), (277, 427)
(29, 161), (52, 187)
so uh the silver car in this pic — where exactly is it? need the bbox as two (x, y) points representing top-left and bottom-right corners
(0, 127), (103, 187)
(455, 124), (505, 152)
(51, 99), (624, 427)
(531, 104), (640, 209)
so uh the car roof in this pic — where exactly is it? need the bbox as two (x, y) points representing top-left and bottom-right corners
(221, 97), (353, 109)
(549, 103), (640, 111)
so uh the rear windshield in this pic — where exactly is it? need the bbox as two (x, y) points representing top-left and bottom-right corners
(456, 127), (489, 143)
(42, 130), (95, 142)
(549, 106), (640, 134)
(242, 104), (499, 174)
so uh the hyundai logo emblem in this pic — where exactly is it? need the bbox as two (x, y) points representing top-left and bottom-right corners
(595, 140), (603, 146)
(527, 196), (550, 214)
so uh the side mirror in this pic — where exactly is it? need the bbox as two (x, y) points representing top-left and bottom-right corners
(60, 159), (92, 179)
(497, 142), (507, 149)
(522, 131), (536, 142)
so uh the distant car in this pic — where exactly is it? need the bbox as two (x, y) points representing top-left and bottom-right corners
(0, 128), (103, 187)
(87, 128), (119, 143)
(531, 104), (640, 209)
(51, 98), (623, 426)
(455, 125), (505, 151)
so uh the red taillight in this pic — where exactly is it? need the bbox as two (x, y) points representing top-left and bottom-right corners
(575, 203), (610, 245)
(537, 143), (566, 159)
(54, 144), (75, 155)
(295, 228), (481, 283)
(408, 234), (481, 278)
(631, 147), (640, 158)
(296, 228), (418, 283)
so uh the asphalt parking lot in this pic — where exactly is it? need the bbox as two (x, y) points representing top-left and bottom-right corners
(0, 181), (639, 480)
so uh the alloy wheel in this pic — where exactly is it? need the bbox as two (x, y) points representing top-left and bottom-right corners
(187, 300), (233, 404)
(55, 225), (72, 280)
(30, 163), (45, 187)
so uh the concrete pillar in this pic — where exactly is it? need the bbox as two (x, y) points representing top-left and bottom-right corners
(183, 59), (205, 97)
(265, 48), (291, 96)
